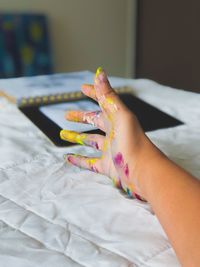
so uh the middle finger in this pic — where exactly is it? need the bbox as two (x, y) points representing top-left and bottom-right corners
(65, 110), (106, 132)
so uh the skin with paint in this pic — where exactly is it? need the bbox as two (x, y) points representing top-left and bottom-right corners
(60, 67), (147, 199)
(60, 67), (200, 267)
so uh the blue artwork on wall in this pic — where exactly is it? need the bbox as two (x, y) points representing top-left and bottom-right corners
(0, 14), (53, 78)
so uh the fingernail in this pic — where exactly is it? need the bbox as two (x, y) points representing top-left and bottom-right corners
(65, 111), (71, 120)
(60, 130), (85, 145)
(63, 153), (75, 160)
(95, 67), (103, 77)
(65, 111), (79, 122)
(95, 67), (107, 85)
(60, 129), (75, 141)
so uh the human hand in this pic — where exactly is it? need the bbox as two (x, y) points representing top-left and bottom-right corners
(60, 67), (150, 200)
(61, 68), (200, 266)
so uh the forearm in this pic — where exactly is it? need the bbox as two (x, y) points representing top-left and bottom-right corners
(135, 138), (200, 267)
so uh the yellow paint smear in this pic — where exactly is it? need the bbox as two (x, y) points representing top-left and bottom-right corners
(105, 97), (114, 105)
(60, 130), (86, 145)
(95, 67), (103, 77)
(86, 158), (97, 165)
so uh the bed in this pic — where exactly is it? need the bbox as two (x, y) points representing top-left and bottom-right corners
(0, 71), (199, 267)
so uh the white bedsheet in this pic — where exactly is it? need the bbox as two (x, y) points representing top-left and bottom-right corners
(0, 72), (199, 267)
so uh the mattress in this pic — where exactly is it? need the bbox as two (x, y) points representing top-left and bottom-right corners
(0, 72), (199, 267)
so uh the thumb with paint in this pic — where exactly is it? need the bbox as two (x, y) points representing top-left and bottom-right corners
(94, 67), (128, 116)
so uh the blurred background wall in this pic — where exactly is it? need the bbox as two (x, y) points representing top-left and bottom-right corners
(0, 0), (137, 78)
(1, 0), (199, 92)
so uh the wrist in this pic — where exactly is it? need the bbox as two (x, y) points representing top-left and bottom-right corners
(131, 135), (166, 200)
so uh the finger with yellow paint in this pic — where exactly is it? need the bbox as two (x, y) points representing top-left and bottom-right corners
(60, 130), (104, 150)
(94, 67), (128, 116)
(60, 130), (86, 145)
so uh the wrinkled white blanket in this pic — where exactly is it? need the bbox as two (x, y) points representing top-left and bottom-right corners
(0, 72), (199, 267)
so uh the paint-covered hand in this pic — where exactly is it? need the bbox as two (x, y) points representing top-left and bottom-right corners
(60, 68), (149, 200)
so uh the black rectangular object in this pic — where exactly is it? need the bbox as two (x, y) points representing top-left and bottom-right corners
(19, 93), (183, 147)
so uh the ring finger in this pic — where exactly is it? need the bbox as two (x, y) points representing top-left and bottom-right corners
(60, 130), (105, 150)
